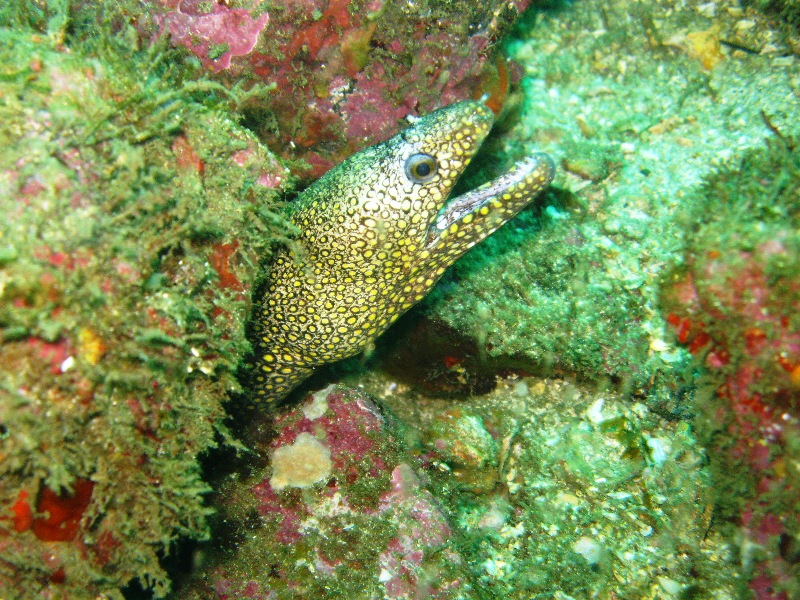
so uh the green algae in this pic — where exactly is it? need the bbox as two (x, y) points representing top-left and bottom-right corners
(423, 0), (799, 403)
(349, 370), (735, 599)
(0, 20), (290, 598)
(1, 0), (797, 597)
(343, 0), (800, 597)
(425, 194), (665, 394)
(660, 135), (800, 599)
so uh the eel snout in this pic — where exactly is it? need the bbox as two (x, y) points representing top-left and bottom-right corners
(426, 151), (556, 249)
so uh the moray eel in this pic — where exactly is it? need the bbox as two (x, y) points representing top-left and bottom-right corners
(252, 100), (554, 404)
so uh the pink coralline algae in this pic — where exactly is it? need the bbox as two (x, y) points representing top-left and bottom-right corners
(665, 242), (800, 413)
(664, 245), (800, 600)
(377, 464), (464, 599)
(182, 386), (469, 599)
(661, 140), (800, 600)
(156, 1), (269, 73)
(143, 0), (531, 179)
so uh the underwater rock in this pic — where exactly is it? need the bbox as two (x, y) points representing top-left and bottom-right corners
(423, 408), (500, 493)
(661, 138), (800, 600)
(421, 0), (798, 404)
(0, 30), (288, 598)
(182, 385), (470, 599)
(157, 1), (270, 73)
(137, 0), (531, 179)
(352, 371), (735, 597)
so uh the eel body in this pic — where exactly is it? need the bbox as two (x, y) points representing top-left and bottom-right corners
(252, 101), (554, 403)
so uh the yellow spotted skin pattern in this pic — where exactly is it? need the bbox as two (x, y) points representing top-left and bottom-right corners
(252, 101), (555, 403)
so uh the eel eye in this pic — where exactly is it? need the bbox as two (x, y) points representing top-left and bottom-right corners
(405, 153), (438, 183)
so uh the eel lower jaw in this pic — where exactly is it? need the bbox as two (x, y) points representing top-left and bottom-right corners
(425, 152), (556, 249)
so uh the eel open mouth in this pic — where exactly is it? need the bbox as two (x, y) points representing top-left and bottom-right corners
(425, 152), (556, 249)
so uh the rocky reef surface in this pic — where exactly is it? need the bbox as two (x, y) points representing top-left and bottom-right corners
(1, 0), (799, 598)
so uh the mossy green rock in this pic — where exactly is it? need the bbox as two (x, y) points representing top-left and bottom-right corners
(0, 30), (289, 597)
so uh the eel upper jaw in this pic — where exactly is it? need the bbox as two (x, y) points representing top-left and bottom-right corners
(424, 152), (556, 249)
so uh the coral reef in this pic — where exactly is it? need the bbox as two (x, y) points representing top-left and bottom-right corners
(0, 26), (289, 597)
(423, 0), (799, 400)
(138, 0), (531, 179)
(2, 0), (800, 597)
(347, 370), (739, 598)
(0, 1), (537, 595)
(182, 385), (471, 599)
(661, 137), (800, 599)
